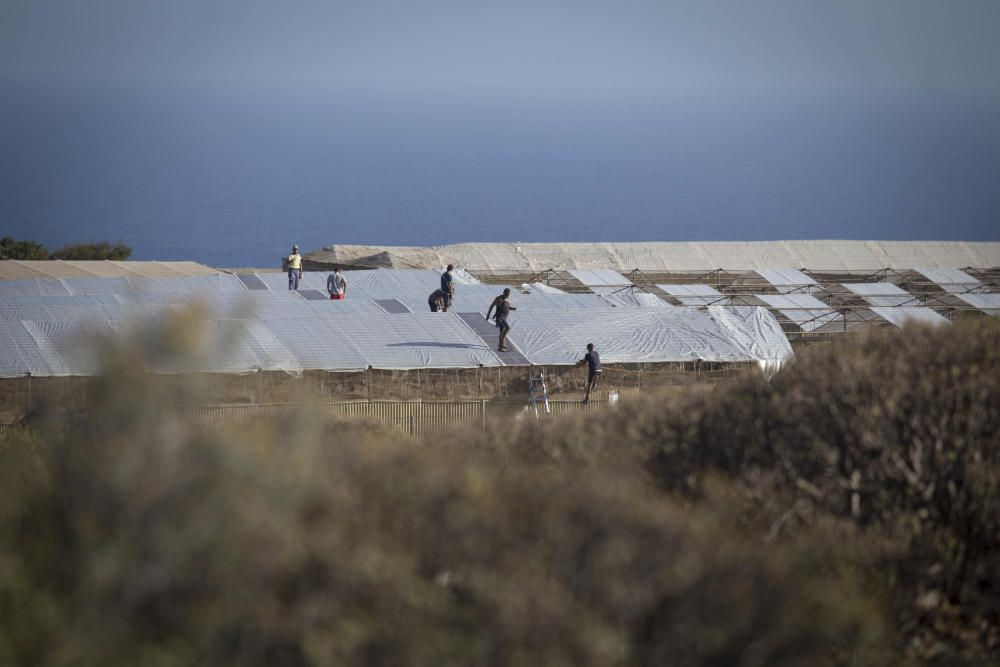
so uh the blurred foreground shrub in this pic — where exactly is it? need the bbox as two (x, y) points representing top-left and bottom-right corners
(0, 316), (893, 665)
(461, 319), (1000, 659)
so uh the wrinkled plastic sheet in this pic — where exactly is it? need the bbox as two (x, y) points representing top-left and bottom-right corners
(842, 282), (916, 306)
(657, 284), (728, 306)
(507, 306), (792, 366)
(0, 308), (505, 376)
(755, 294), (840, 332)
(706, 306), (794, 370)
(871, 307), (950, 327)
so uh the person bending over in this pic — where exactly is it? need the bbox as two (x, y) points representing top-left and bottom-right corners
(428, 288), (448, 312)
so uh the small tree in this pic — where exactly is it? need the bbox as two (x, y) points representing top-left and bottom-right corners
(0, 236), (49, 260)
(49, 242), (133, 261)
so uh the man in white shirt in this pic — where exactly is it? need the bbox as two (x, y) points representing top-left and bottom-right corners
(327, 266), (347, 300)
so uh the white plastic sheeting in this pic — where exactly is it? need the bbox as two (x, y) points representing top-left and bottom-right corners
(756, 269), (820, 293)
(252, 268), (481, 293)
(707, 306), (795, 371)
(0, 278), (74, 297)
(954, 293), (1000, 316)
(308, 241), (1000, 272)
(0, 274), (247, 297)
(0, 310), (505, 377)
(507, 306), (791, 367)
(842, 282), (916, 306)
(657, 284), (728, 306)
(521, 282), (566, 294)
(914, 267), (982, 293)
(871, 307), (950, 327)
(756, 294), (840, 332)
(567, 269), (632, 286)
(589, 286), (671, 308)
(0, 272), (796, 377)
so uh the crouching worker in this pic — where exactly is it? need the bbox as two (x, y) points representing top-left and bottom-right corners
(428, 288), (448, 312)
(576, 343), (601, 404)
(327, 266), (347, 300)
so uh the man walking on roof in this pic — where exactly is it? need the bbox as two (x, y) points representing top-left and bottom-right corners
(327, 266), (347, 300)
(440, 264), (455, 312)
(576, 343), (602, 404)
(285, 245), (303, 290)
(486, 288), (516, 352)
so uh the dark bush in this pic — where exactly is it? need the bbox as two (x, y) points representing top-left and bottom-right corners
(0, 316), (892, 666)
(49, 241), (132, 260)
(457, 319), (1000, 659)
(0, 236), (48, 260)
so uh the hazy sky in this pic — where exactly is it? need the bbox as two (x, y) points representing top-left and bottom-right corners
(2, 1), (999, 259)
(4, 0), (999, 98)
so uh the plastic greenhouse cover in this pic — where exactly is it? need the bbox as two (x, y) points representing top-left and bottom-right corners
(0, 308), (506, 376)
(316, 241), (1000, 271)
(257, 269), (480, 293)
(0, 278), (74, 297)
(914, 267), (982, 293)
(954, 293), (1000, 315)
(521, 282), (566, 294)
(657, 284), (729, 306)
(506, 306), (791, 366)
(755, 294), (840, 332)
(871, 307), (950, 328)
(756, 269), (820, 293)
(842, 283), (916, 306)
(567, 269), (632, 286)
(588, 286), (672, 308)
(706, 306), (794, 369)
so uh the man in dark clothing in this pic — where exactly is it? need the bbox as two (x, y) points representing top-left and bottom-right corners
(440, 265), (455, 312)
(576, 343), (602, 403)
(486, 288), (516, 352)
(428, 288), (448, 312)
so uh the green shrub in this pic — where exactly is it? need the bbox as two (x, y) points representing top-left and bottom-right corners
(49, 241), (132, 261)
(0, 236), (48, 260)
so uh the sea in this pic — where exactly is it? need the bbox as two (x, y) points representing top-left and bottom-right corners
(2, 85), (999, 268)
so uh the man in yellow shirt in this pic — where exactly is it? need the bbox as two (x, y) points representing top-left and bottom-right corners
(286, 245), (303, 290)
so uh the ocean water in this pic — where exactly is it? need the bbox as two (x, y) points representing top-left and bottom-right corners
(2, 86), (999, 267)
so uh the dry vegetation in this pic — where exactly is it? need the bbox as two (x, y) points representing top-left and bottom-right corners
(1, 318), (998, 665)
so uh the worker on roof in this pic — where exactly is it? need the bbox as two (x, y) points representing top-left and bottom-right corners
(486, 288), (516, 353)
(440, 264), (455, 312)
(576, 343), (602, 404)
(285, 245), (303, 290)
(428, 288), (448, 312)
(327, 266), (347, 300)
